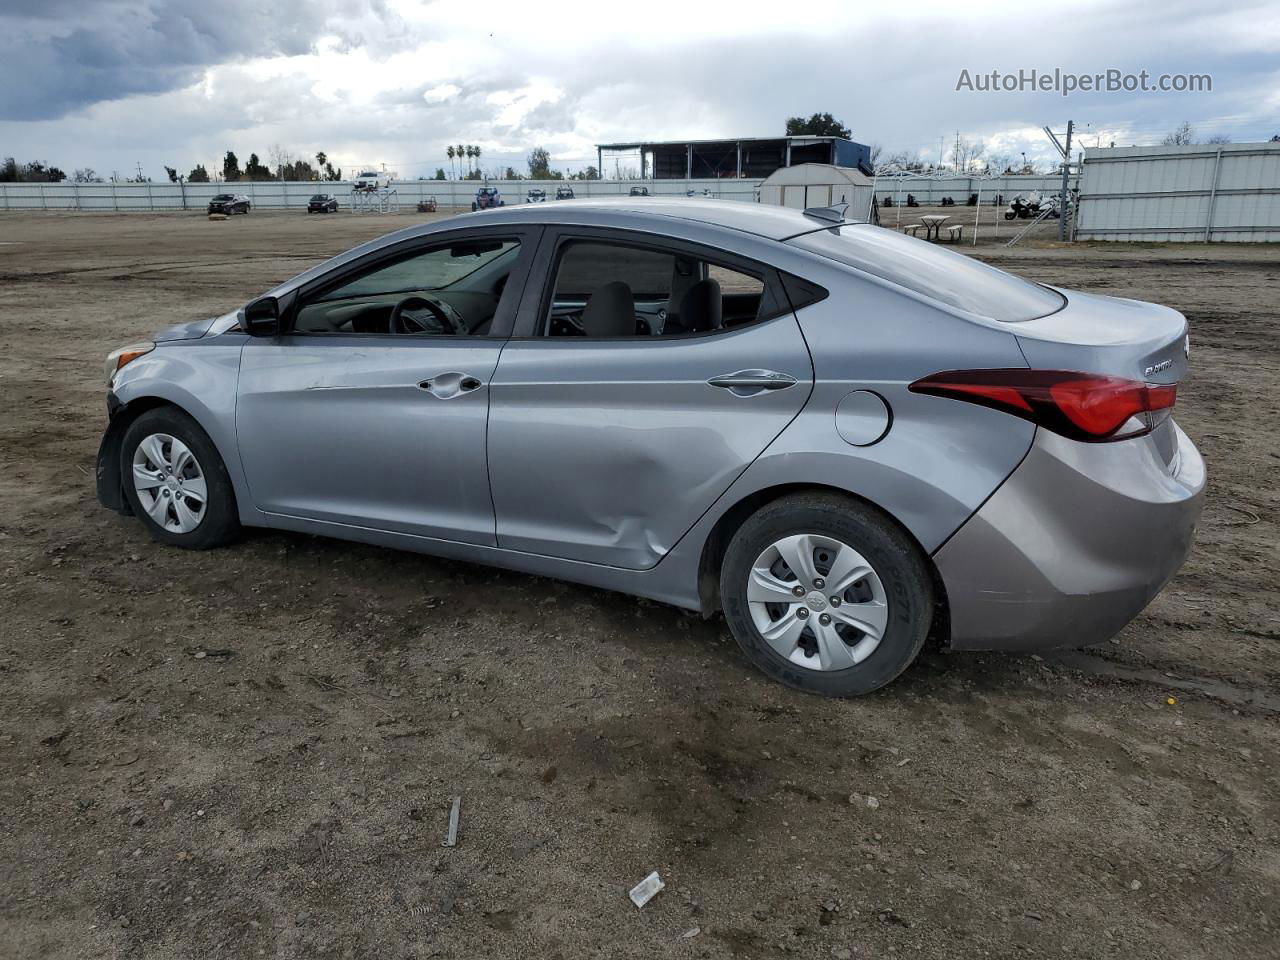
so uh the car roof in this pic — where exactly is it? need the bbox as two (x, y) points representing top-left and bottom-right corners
(442, 197), (836, 241)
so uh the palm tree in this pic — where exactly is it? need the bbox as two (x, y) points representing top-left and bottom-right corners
(456, 144), (466, 175)
(473, 145), (482, 176)
(465, 145), (475, 176)
(446, 145), (455, 179)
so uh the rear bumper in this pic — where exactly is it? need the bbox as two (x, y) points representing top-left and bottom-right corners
(935, 422), (1205, 651)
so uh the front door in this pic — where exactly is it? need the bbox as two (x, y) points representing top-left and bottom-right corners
(236, 229), (535, 544)
(487, 230), (814, 569)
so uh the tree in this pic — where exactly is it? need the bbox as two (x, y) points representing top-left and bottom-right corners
(503, 166), (522, 180)
(473, 145), (482, 171)
(527, 146), (551, 178)
(433, 168), (446, 180)
(268, 143), (292, 180)
(464, 145), (475, 175)
(187, 164), (210, 183)
(949, 135), (986, 174)
(527, 146), (562, 180)
(1205, 134), (1231, 144)
(222, 151), (241, 181)
(455, 143), (465, 175)
(570, 165), (599, 180)
(324, 162), (341, 181)
(164, 166), (180, 183)
(785, 112), (851, 138)
(3, 160), (68, 182)
(446, 145), (455, 178)
(73, 168), (103, 183)
(1162, 121), (1195, 146)
(315, 151), (328, 171)
(987, 153), (1014, 176)
(243, 153), (273, 180)
(281, 159), (317, 181)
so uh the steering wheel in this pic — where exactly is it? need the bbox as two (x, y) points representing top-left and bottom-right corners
(389, 294), (461, 335)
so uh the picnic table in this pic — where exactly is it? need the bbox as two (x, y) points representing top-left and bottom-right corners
(920, 214), (950, 241)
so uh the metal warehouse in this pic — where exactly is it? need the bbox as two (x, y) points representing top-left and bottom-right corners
(595, 136), (873, 180)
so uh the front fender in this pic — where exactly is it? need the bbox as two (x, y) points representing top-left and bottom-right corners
(101, 337), (261, 525)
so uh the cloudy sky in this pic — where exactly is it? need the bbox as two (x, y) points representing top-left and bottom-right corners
(1, 0), (1277, 181)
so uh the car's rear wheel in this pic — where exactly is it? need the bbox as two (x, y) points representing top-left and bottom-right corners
(720, 493), (932, 697)
(121, 407), (240, 550)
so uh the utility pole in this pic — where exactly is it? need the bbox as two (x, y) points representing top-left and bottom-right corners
(135, 161), (145, 182)
(1058, 120), (1073, 241)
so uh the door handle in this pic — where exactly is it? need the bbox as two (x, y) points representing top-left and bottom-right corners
(707, 369), (798, 397)
(418, 372), (484, 399)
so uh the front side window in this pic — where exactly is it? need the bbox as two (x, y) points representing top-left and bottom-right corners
(544, 240), (772, 338)
(293, 238), (521, 336)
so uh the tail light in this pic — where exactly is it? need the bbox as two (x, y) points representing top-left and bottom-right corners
(909, 369), (1176, 442)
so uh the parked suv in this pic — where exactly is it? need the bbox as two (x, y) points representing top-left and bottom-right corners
(307, 194), (339, 213)
(207, 194), (250, 215)
(555, 185), (576, 200)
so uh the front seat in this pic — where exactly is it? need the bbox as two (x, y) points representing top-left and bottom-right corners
(581, 281), (635, 337)
(676, 278), (722, 332)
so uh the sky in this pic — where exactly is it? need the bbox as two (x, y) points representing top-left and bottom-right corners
(1, 0), (1277, 181)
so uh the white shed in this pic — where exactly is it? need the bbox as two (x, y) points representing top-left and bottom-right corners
(758, 163), (874, 217)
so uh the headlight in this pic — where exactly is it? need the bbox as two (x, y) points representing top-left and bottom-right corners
(105, 342), (154, 384)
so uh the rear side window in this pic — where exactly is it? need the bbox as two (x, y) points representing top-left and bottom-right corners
(789, 224), (1064, 322)
(541, 238), (786, 338)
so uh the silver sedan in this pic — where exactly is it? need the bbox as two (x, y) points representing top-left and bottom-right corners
(97, 199), (1205, 696)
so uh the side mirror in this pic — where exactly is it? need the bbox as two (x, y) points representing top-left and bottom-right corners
(240, 296), (280, 336)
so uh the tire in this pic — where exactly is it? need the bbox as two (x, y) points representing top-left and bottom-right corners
(720, 493), (933, 697)
(120, 406), (241, 550)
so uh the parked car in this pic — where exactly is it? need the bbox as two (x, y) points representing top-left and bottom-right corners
(96, 199), (1204, 697)
(207, 193), (250, 215)
(526, 189), (547, 203)
(629, 186), (650, 197)
(472, 186), (503, 211)
(307, 194), (339, 214)
(555, 186), (575, 200)
(353, 170), (390, 192)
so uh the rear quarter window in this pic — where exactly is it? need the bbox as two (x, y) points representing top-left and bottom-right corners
(788, 224), (1064, 323)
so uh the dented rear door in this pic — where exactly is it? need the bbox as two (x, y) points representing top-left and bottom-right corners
(487, 317), (814, 570)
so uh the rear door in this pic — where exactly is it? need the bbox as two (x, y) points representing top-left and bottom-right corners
(487, 228), (814, 569)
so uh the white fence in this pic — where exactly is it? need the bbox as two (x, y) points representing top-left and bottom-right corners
(0, 177), (764, 213)
(872, 175), (1068, 205)
(1074, 142), (1280, 242)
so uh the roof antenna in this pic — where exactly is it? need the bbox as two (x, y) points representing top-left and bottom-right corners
(802, 202), (849, 224)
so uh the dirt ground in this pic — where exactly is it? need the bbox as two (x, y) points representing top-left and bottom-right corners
(1, 209), (1277, 960)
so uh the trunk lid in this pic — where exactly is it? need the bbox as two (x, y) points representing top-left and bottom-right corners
(1012, 287), (1189, 466)
(1013, 287), (1189, 386)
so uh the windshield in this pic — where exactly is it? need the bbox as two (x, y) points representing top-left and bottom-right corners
(314, 241), (520, 303)
(310, 195), (327, 200)
(212, 194), (233, 201)
(789, 224), (1065, 322)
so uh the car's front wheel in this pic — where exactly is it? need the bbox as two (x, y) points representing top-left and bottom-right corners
(720, 493), (932, 697)
(121, 407), (240, 550)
